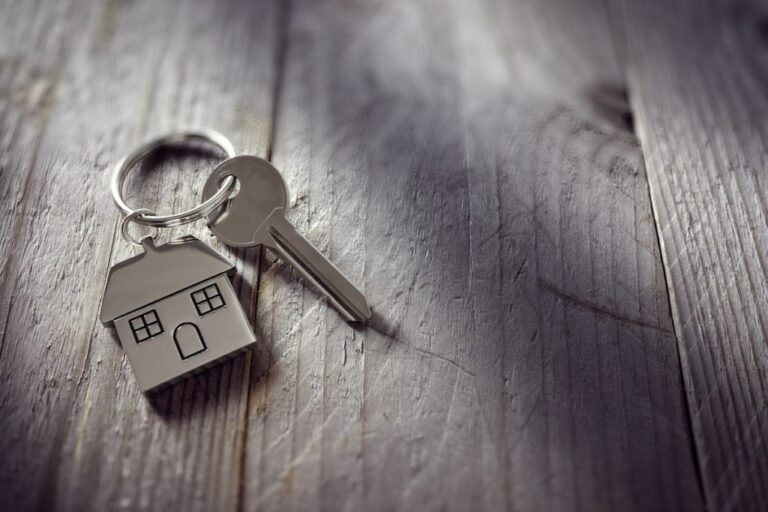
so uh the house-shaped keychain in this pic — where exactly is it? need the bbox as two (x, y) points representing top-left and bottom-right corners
(100, 236), (256, 392)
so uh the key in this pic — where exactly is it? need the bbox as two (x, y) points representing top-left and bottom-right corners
(201, 155), (372, 323)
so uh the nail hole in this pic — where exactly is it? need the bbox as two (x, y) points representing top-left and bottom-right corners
(586, 82), (635, 134)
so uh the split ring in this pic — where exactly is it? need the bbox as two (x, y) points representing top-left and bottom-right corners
(121, 209), (161, 247)
(111, 128), (237, 228)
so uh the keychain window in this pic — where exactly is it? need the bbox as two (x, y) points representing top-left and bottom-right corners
(192, 283), (225, 316)
(129, 309), (164, 343)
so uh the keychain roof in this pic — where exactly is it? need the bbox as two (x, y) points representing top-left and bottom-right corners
(100, 236), (234, 324)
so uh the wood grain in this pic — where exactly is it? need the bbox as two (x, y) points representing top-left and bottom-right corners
(243, 0), (701, 510)
(0, 0), (277, 510)
(0, 0), (709, 510)
(617, 0), (768, 509)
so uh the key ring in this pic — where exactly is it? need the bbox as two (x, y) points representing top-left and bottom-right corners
(112, 128), (237, 228)
(120, 208), (161, 246)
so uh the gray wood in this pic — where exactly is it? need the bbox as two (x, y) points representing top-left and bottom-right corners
(0, 0), (705, 510)
(243, 0), (701, 510)
(0, 0), (276, 510)
(617, 0), (768, 509)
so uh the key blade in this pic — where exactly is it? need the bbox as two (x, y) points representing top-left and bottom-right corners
(261, 212), (372, 323)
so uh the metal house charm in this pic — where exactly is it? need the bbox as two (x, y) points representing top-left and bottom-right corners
(100, 236), (256, 392)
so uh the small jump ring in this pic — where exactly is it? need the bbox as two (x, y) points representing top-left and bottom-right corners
(121, 209), (161, 247)
(112, 128), (237, 228)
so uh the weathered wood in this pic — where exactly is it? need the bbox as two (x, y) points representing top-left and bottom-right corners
(0, 0), (708, 510)
(0, 0), (276, 510)
(617, 0), (768, 509)
(244, 0), (701, 510)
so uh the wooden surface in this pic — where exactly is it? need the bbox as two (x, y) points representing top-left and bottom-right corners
(0, 0), (764, 510)
(618, 1), (768, 510)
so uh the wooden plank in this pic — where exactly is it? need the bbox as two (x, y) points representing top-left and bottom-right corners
(245, 0), (702, 510)
(0, 0), (277, 510)
(617, 0), (768, 509)
(0, 0), (123, 504)
(0, 0), (708, 510)
(0, 0), (86, 324)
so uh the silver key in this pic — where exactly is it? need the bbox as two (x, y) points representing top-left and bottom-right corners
(202, 155), (371, 323)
